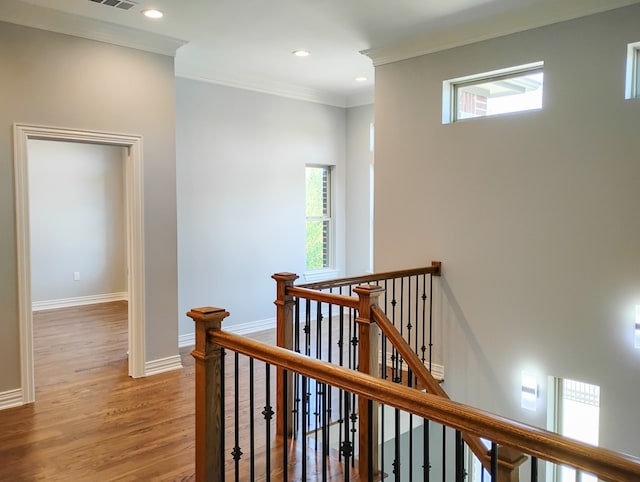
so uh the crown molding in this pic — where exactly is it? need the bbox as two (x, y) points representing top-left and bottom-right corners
(0, 1), (186, 57)
(363, 0), (640, 66)
(176, 60), (351, 108)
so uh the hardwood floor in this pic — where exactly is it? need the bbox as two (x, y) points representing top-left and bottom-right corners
(0, 302), (361, 481)
(0, 302), (198, 481)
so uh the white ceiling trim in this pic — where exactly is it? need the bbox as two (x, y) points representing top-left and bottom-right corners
(363, 0), (640, 66)
(175, 62), (351, 108)
(0, 1), (186, 57)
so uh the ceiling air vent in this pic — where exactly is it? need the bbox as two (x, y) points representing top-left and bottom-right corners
(89, 0), (138, 10)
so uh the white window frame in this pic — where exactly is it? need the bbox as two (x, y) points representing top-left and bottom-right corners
(304, 164), (336, 278)
(547, 376), (600, 482)
(442, 61), (544, 124)
(625, 41), (640, 99)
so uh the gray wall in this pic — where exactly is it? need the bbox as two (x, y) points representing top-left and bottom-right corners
(28, 140), (127, 303)
(176, 78), (347, 334)
(346, 104), (374, 276)
(0, 21), (179, 392)
(374, 4), (640, 458)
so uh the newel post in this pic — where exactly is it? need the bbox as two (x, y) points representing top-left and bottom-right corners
(188, 306), (230, 482)
(354, 284), (385, 478)
(272, 272), (299, 438)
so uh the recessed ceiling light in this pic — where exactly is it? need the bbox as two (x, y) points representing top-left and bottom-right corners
(292, 49), (310, 57)
(142, 8), (163, 19)
(355, 76), (368, 82)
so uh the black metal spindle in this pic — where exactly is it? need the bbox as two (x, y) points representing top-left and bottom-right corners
(423, 418), (430, 482)
(442, 426), (446, 482)
(429, 273), (434, 371)
(394, 407), (401, 482)
(490, 442), (498, 482)
(531, 456), (538, 482)
(322, 382), (328, 482)
(367, 399), (374, 482)
(233, 352), (242, 482)
(455, 430), (464, 482)
(263, 363), (274, 481)
(220, 348), (226, 482)
(301, 376), (308, 481)
(294, 298), (301, 434)
(341, 389), (351, 482)
(421, 273), (427, 365)
(249, 357), (255, 481)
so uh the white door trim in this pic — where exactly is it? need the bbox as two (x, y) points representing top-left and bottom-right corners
(13, 123), (147, 403)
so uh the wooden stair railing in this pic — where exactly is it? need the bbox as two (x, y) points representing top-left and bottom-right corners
(188, 306), (640, 482)
(371, 304), (526, 481)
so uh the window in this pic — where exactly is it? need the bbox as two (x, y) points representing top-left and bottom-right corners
(549, 377), (600, 482)
(305, 165), (333, 271)
(625, 42), (640, 99)
(443, 62), (544, 123)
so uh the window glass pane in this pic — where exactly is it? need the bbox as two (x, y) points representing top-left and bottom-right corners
(305, 165), (331, 271)
(456, 71), (543, 120)
(635, 47), (640, 96)
(305, 166), (327, 217)
(558, 378), (600, 482)
(306, 220), (328, 270)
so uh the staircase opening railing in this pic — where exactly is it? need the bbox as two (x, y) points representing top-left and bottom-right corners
(188, 263), (640, 481)
(273, 262), (522, 479)
(188, 305), (640, 482)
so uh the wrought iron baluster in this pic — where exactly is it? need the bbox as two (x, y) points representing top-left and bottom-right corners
(232, 352), (242, 482)
(424, 418), (430, 482)
(249, 357), (255, 481)
(455, 430), (464, 482)
(531, 456), (538, 482)
(341, 389), (352, 482)
(442, 426), (446, 482)
(263, 363), (274, 481)
(421, 273), (427, 366)
(221, 348), (226, 481)
(429, 273), (434, 371)
(301, 376), (308, 481)
(490, 442), (498, 482)
(322, 382), (328, 482)
(393, 407), (401, 482)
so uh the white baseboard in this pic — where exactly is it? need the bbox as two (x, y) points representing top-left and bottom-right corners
(178, 332), (195, 348)
(0, 388), (24, 410)
(32, 292), (128, 311)
(178, 317), (276, 348)
(227, 317), (276, 335)
(145, 355), (183, 376)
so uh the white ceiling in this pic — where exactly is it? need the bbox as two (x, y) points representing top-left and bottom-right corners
(2, 0), (639, 106)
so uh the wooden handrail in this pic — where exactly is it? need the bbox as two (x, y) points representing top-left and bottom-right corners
(297, 261), (442, 290)
(372, 305), (519, 478)
(285, 285), (359, 310)
(211, 328), (640, 482)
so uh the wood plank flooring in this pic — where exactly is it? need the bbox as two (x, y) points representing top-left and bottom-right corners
(0, 302), (362, 481)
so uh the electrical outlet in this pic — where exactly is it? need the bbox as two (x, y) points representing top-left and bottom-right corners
(73, 271), (80, 281)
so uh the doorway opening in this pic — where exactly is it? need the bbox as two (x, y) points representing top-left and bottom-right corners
(13, 124), (146, 404)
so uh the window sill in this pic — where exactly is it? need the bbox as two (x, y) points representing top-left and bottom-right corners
(302, 269), (339, 283)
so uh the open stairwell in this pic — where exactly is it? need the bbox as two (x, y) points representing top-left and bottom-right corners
(188, 263), (640, 481)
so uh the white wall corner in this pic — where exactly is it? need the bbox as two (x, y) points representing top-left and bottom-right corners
(144, 355), (183, 376)
(0, 388), (24, 411)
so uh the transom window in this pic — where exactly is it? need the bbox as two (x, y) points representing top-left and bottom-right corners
(305, 165), (333, 271)
(625, 41), (640, 99)
(443, 62), (544, 123)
